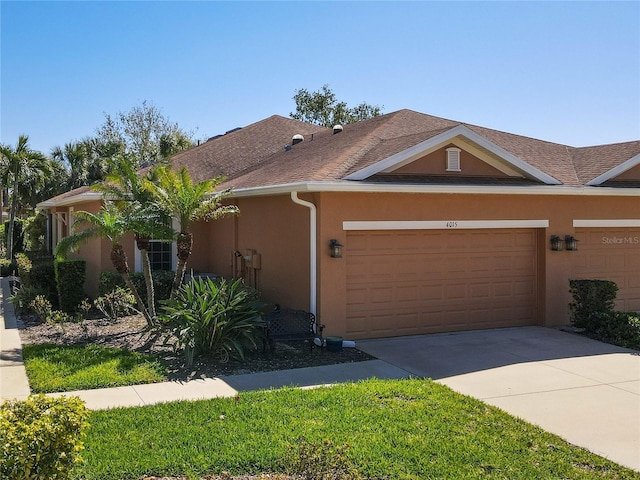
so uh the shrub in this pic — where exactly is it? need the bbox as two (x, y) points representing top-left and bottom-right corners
(0, 258), (15, 276)
(287, 438), (363, 480)
(16, 252), (57, 306)
(55, 259), (87, 313)
(31, 295), (73, 325)
(94, 287), (136, 321)
(24, 211), (48, 252)
(0, 394), (89, 480)
(569, 279), (618, 331)
(590, 311), (640, 350)
(159, 277), (266, 365)
(99, 270), (174, 307)
(15, 252), (33, 284)
(9, 285), (50, 314)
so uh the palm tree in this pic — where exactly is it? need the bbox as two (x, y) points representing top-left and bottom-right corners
(94, 155), (174, 319)
(55, 201), (154, 326)
(51, 141), (89, 189)
(0, 135), (50, 259)
(144, 166), (239, 298)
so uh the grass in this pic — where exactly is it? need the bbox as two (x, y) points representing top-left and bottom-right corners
(22, 343), (167, 393)
(75, 378), (637, 480)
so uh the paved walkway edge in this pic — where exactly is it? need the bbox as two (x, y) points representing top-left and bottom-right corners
(0, 277), (31, 401)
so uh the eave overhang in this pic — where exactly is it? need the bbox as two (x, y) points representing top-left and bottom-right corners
(36, 191), (104, 209)
(343, 124), (563, 185)
(230, 181), (640, 198)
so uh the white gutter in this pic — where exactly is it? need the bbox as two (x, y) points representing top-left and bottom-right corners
(290, 192), (317, 316)
(230, 181), (640, 198)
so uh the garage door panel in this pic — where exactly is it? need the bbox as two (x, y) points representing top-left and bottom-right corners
(346, 228), (538, 338)
(470, 284), (491, 298)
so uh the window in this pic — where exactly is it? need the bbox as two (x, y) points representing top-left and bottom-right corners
(446, 147), (461, 172)
(148, 240), (173, 271)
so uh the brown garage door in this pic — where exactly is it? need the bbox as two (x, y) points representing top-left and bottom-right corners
(573, 228), (640, 312)
(346, 229), (539, 339)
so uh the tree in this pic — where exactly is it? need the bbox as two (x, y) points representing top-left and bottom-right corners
(20, 157), (68, 209)
(55, 201), (156, 326)
(51, 137), (124, 190)
(0, 135), (51, 259)
(96, 101), (194, 168)
(290, 84), (383, 127)
(94, 155), (174, 320)
(143, 166), (239, 298)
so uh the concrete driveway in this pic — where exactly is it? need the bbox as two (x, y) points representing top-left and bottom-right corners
(357, 326), (640, 472)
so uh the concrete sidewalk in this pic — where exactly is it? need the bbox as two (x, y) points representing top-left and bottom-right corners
(0, 277), (30, 401)
(0, 278), (409, 409)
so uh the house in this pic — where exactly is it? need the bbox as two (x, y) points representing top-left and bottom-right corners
(37, 110), (640, 339)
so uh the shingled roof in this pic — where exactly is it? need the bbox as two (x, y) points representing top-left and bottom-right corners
(37, 109), (640, 208)
(209, 109), (638, 191)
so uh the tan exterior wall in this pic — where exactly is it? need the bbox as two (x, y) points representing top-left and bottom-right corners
(193, 195), (314, 310)
(49, 189), (638, 338)
(315, 191), (639, 337)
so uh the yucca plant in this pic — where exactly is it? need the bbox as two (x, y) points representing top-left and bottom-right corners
(159, 277), (266, 365)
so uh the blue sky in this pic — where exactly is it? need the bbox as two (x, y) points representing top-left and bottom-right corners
(1, 1), (639, 154)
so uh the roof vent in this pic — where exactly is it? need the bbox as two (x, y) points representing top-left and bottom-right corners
(292, 134), (304, 145)
(333, 125), (343, 134)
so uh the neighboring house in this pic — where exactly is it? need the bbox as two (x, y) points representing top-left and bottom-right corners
(38, 110), (640, 339)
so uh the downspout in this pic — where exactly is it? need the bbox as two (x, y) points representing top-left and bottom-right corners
(290, 192), (317, 316)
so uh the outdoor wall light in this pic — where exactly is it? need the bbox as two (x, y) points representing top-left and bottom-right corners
(550, 235), (564, 251)
(565, 235), (579, 251)
(329, 239), (343, 258)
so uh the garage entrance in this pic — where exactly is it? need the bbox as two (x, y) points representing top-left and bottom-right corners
(573, 228), (640, 312)
(346, 229), (539, 339)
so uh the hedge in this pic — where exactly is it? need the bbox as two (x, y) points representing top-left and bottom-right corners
(55, 259), (87, 313)
(569, 279), (618, 331)
(15, 253), (58, 307)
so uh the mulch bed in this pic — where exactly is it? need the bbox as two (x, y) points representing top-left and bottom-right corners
(17, 313), (375, 383)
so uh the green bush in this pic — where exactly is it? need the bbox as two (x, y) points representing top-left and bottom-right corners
(590, 311), (640, 350)
(159, 277), (266, 365)
(99, 270), (174, 306)
(55, 259), (86, 313)
(15, 253), (33, 284)
(9, 285), (50, 314)
(0, 394), (89, 480)
(569, 279), (618, 331)
(31, 295), (73, 325)
(15, 253), (57, 306)
(24, 212), (48, 252)
(0, 258), (15, 276)
(94, 287), (136, 321)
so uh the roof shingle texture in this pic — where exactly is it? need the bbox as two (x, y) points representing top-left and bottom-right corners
(42, 110), (640, 207)
(204, 110), (638, 190)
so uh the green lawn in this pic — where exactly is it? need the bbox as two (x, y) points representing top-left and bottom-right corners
(22, 343), (167, 393)
(75, 378), (637, 480)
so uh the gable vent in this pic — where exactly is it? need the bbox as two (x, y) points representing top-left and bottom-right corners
(446, 147), (461, 172)
(292, 134), (304, 145)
